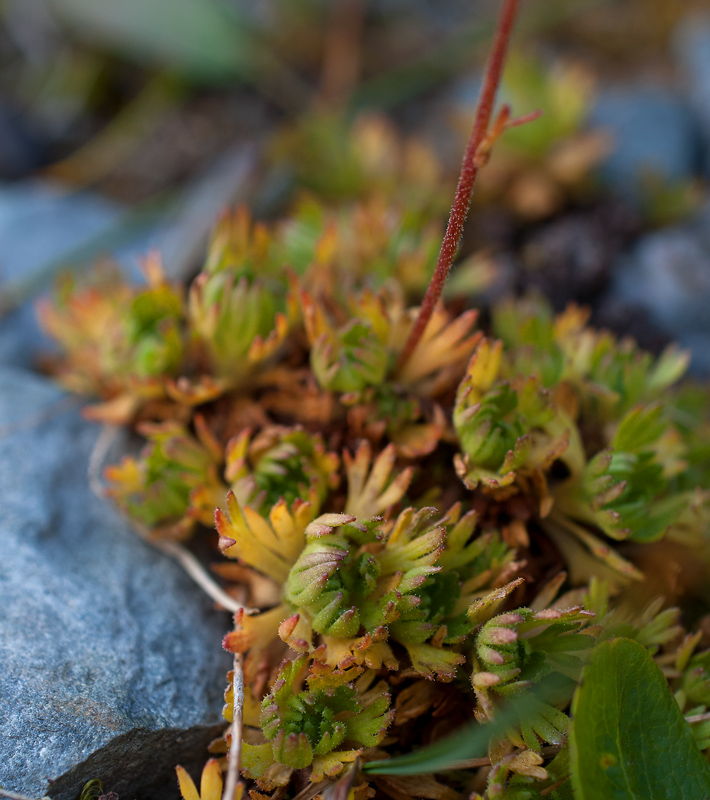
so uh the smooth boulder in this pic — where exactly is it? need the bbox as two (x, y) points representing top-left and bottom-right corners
(0, 367), (232, 799)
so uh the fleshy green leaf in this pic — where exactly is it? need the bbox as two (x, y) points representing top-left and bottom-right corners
(570, 638), (710, 800)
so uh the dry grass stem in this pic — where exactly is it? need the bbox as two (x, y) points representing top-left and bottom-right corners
(88, 423), (120, 498)
(155, 540), (256, 616)
(223, 648), (245, 800)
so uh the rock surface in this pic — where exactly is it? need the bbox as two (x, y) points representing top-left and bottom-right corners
(589, 87), (703, 195)
(0, 367), (232, 799)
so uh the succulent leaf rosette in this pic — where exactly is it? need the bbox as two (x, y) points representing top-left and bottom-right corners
(37, 4), (710, 796)
(42, 168), (710, 799)
(454, 297), (709, 582)
(242, 657), (393, 781)
(38, 257), (185, 423)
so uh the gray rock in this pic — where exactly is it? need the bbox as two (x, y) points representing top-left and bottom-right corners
(589, 87), (703, 196)
(606, 205), (710, 373)
(674, 13), (710, 169)
(0, 367), (232, 799)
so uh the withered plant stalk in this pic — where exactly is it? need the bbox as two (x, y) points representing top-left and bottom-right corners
(223, 649), (245, 800)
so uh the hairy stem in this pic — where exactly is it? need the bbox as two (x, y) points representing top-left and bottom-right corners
(397, 0), (521, 370)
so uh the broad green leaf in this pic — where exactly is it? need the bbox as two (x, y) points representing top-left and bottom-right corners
(570, 638), (710, 800)
(45, 0), (255, 81)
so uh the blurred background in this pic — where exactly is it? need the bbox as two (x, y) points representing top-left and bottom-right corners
(1, 0), (710, 370)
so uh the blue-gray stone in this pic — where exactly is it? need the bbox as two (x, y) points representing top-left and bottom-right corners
(0, 367), (232, 799)
(589, 87), (703, 195)
(607, 204), (710, 374)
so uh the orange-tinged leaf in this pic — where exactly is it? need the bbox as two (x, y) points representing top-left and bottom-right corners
(176, 765), (200, 800)
(200, 759), (224, 800)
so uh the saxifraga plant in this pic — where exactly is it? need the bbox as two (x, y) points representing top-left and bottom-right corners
(38, 0), (710, 798)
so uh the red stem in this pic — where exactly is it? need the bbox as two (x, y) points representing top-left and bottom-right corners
(397, 0), (521, 369)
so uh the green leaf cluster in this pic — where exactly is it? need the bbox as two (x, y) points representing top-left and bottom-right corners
(38, 83), (710, 800)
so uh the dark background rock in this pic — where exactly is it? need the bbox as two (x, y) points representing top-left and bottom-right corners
(45, 725), (227, 800)
(517, 202), (641, 310)
(0, 366), (232, 799)
(0, 98), (48, 180)
(674, 13), (710, 173)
